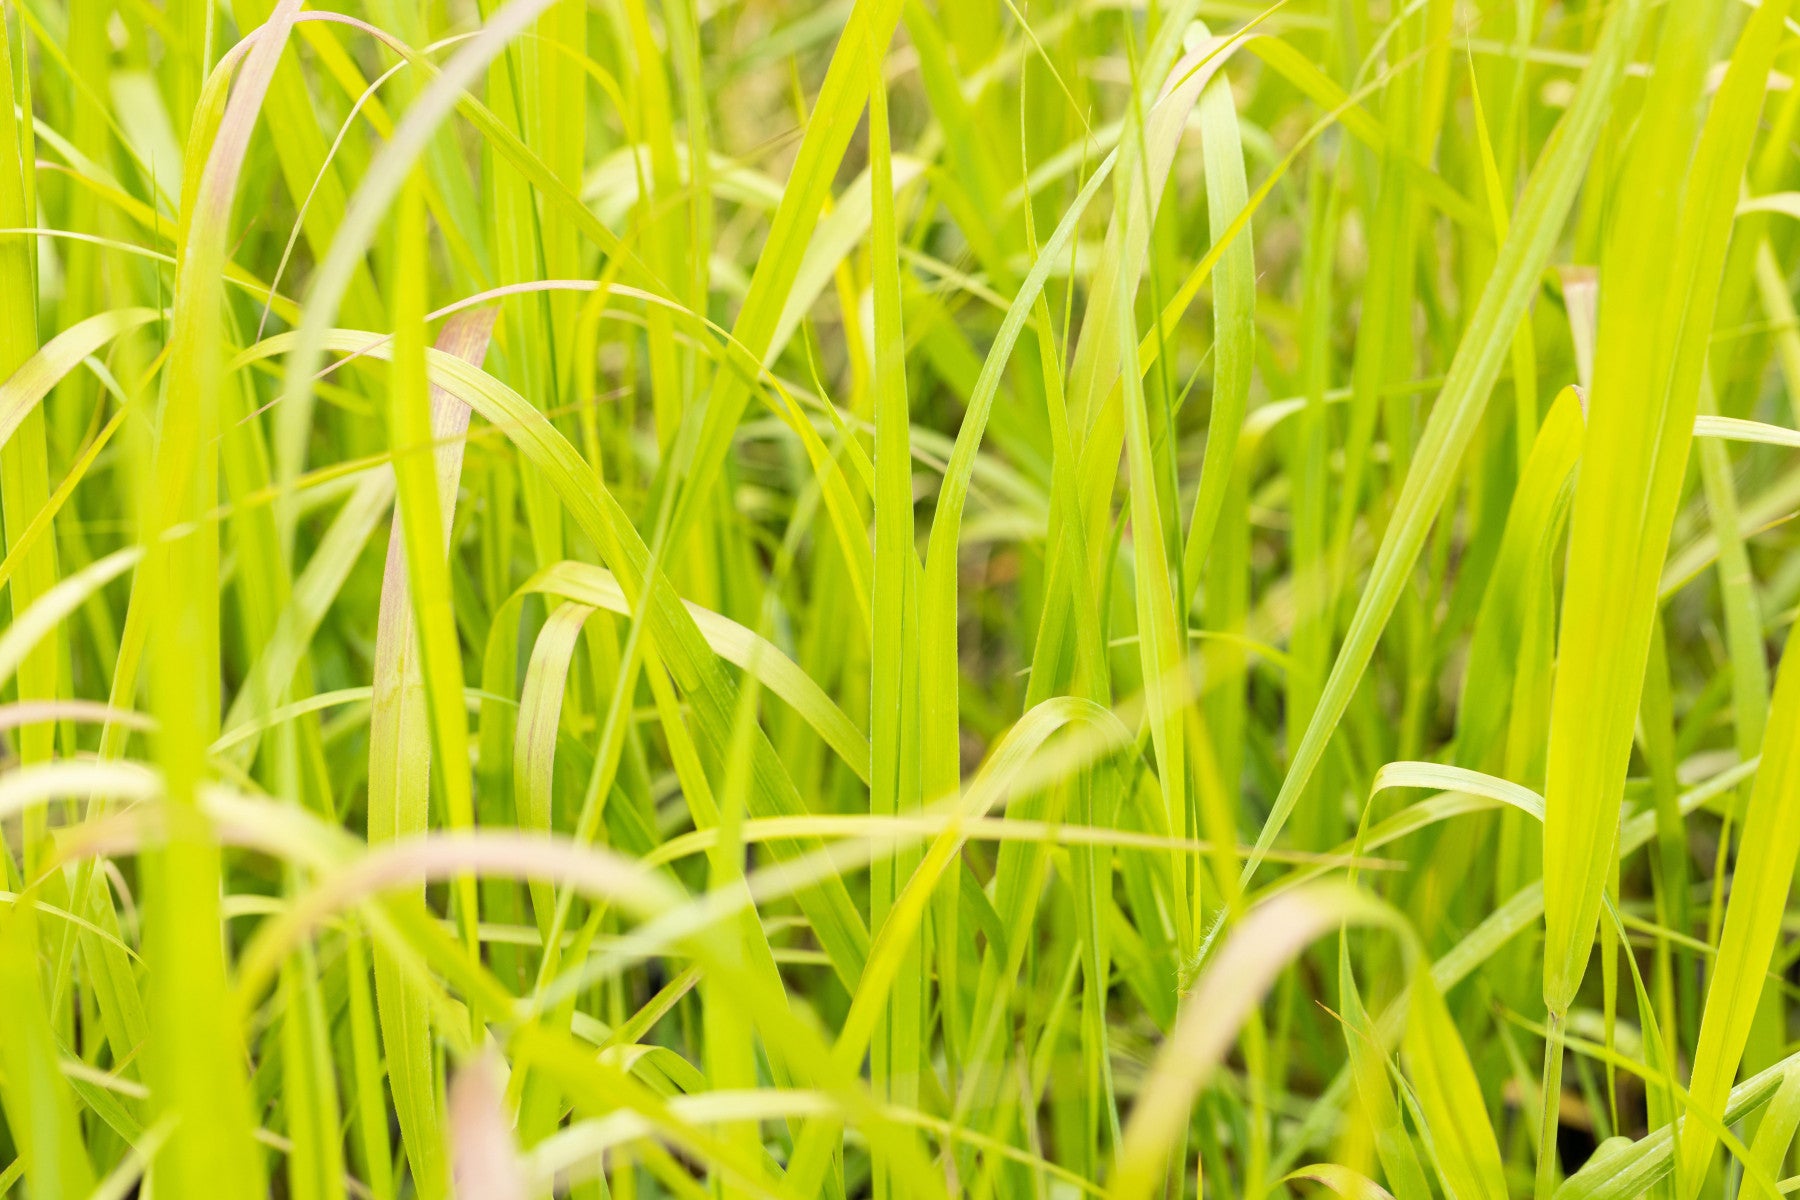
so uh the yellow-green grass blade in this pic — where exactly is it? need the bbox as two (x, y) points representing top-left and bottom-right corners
(1338, 937), (1431, 1200)
(0, 0), (55, 881)
(1454, 386), (1584, 772)
(1694, 377), (1778, 1076)
(366, 304), (495, 1199)
(1541, 27), (1789, 1193)
(1286, 153), (1340, 856)
(74, 794), (825, 1196)
(131, 8), (303, 1197)
(1542, 0), (1730, 1018)
(1402, 961), (1507, 1200)
(1061, 34), (1239, 505)
(1179, 32), (1255, 602)
(512, 598), (596, 939)
(386, 173), (479, 961)
(1678, 629), (1800, 1185)
(1748, 1062), (1800, 1185)
(277, 941), (348, 1200)
(0, 549), (139, 695)
(863, 23), (927, 1197)
(0, 307), (158, 472)
(0, 895), (94, 1197)
(1117, 227), (1196, 953)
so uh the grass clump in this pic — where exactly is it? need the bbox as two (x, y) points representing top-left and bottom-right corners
(4, 0), (1800, 1197)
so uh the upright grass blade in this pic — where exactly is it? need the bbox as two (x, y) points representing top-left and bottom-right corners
(278, 941), (347, 1200)
(1117, 219), (1194, 950)
(0, 895), (94, 1196)
(1180, 32), (1255, 603)
(367, 305), (495, 1199)
(1541, 5), (1788, 1184)
(1338, 938), (1430, 1200)
(0, 0), (54, 885)
(1541, 0), (1734, 1022)
(864, 23), (925, 1198)
(1402, 961), (1506, 1200)
(1678, 615), (1800, 1193)
(131, 10), (303, 1198)
(1454, 386), (1584, 772)
(386, 174), (479, 966)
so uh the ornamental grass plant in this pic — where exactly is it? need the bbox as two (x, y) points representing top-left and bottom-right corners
(4, 1), (1800, 1198)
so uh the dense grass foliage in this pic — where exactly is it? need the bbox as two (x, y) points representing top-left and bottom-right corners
(10, 0), (1800, 1196)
